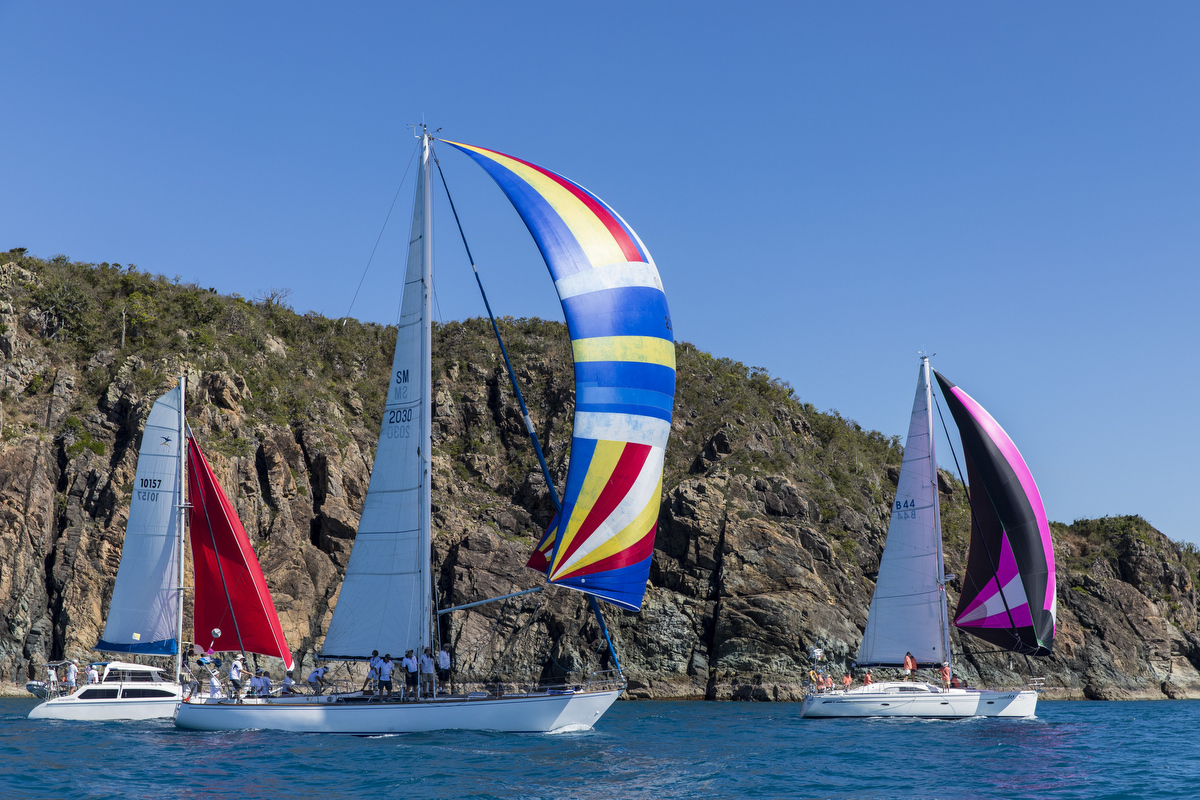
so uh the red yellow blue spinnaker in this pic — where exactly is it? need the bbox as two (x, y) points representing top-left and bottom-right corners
(443, 140), (674, 611)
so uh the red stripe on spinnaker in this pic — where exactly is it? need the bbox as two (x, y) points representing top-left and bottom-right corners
(553, 443), (652, 569)
(463, 143), (645, 265)
(188, 438), (294, 669)
(555, 520), (658, 580)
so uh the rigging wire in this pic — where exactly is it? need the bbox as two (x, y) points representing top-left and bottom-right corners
(342, 138), (421, 325)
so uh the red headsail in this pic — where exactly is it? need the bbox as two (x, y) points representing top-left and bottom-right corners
(187, 436), (294, 669)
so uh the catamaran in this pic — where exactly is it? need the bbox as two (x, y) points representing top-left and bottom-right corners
(176, 128), (675, 734)
(800, 356), (1055, 719)
(29, 379), (294, 721)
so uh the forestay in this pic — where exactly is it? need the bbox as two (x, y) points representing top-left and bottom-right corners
(858, 360), (950, 667)
(935, 371), (1057, 656)
(97, 387), (183, 655)
(321, 136), (433, 659)
(444, 141), (675, 611)
(188, 435), (295, 669)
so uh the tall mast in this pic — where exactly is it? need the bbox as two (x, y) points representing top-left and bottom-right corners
(175, 372), (187, 685)
(925, 356), (953, 677)
(420, 129), (434, 651)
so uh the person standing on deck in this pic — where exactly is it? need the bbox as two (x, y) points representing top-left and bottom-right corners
(229, 656), (245, 698)
(208, 672), (222, 698)
(418, 647), (436, 698)
(903, 652), (916, 681)
(364, 650), (381, 695)
(940, 662), (951, 690)
(87, 664), (99, 684)
(401, 650), (418, 699)
(863, 669), (873, 686)
(281, 670), (297, 695)
(307, 664), (330, 695)
(377, 654), (395, 698)
(65, 661), (78, 692)
(842, 673), (852, 691)
(437, 644), (452, 695)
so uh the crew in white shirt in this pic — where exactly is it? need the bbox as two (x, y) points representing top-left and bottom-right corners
(229, 657), (245, 697)
(258, 670), (272, 697)
(377, 654), (395, 698)
(437, 645), (452, 694)
(281, 670), (296, 695)
(208, 673), (222, 698)
(66, 661), (78, 691)
(401, 650), (418, 699)
(307, 665), (330, 695)
(364, 650), (381, 695)
(418, 647), (436, 697)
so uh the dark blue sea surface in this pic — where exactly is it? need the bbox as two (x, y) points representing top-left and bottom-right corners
(1, 697), (1196, 799)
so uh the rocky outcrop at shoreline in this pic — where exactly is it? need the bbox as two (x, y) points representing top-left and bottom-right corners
(1, 252), (1197, 701)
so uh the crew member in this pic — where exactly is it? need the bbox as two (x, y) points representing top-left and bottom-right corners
(208, 672), (222, 698)
(87, 663), (99, 684)
(842, 672), (852, 691)
(377, 654), (395, 698)
(418, 647), (436, 698)
(903, 652), (916, 681)
(229, 656), (245, 697)
(307, 664), (330, 695)
(401, 650), (418, 699)
(863, 669), (873, 686)
(437, 644), (452, 694)
(281, 670), (297, 695)
(364, 650), (381, 694)
(940, 662), (951, 691)
(65, 660), (79, 692)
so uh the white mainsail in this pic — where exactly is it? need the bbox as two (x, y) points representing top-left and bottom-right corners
(857, 357), (951, 667)
(98, 386), (183, 654)
(321, 135), (433, 659)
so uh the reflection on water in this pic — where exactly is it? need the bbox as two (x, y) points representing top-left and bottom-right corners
(1, 698), (1198, 799)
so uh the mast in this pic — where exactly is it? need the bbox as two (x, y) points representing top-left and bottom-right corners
(924, 356), (953, 678)
(419, 129), (434, 652)
(175, 372), (187, 685)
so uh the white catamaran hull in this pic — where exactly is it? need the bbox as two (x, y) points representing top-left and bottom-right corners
(799, 682), (1037, 719)
(28, 685), (184, 721)
(175, 689), (620, 734)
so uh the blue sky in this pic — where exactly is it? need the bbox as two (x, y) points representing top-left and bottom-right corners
(2, 2), (1197, 543)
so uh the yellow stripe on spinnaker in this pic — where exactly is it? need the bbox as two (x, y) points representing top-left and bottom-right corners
(549, 440), (627, 573)
(445, 142), (628, 269)
(553, 474), (664, 580)
(572, 336), (676, 369)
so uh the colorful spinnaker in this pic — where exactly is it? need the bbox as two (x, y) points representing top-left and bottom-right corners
(934, 371), (1056, 656)
(444, 141), (675, 611)
(188, 434), (295, 669)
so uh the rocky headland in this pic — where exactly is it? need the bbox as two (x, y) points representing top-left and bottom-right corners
(1, 250), (1197, 701)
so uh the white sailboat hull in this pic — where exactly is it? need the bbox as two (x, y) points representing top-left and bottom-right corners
(799, 682), (1037, 719)
(28, 683), (184, 721)
(175, 689), (620, 734)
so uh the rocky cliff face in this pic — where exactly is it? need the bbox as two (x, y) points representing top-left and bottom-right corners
(1, 252), (1198, 700)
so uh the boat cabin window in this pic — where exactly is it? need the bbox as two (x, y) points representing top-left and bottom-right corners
(121, 688), (175, 699)
(103, 670), (156, 683)
(898, 686), (928, 693)
(79, 688), (119, 700)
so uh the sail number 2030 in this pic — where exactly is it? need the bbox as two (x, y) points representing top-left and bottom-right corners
(386, 407), (412, 439)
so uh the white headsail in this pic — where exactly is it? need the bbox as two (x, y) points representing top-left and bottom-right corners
(321, 135), (433, 660)
(97, 386), (183, 655)
(858, 357), (951, 668)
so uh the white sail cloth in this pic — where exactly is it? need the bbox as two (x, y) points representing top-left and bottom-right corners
(858, 361), (950, 667)
(98, 387), (182, 653)
(321, 141), (432, 659)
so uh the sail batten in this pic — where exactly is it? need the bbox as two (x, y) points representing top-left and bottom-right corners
(97, 387), (183, 656)
(935, 371), (1057, 656)
(444, 139), (674, 611)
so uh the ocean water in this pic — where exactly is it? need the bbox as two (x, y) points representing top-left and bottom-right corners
(1, 697), (1196, 799)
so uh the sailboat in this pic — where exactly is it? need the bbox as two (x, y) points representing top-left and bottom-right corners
(29, 379), (295, 720)
(176, 128), (675, 734)
(800, 356), (1055, 719)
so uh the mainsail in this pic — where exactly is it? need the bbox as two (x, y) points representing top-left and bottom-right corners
(187, 436), (295, 669)
(444, 140), (675, 612)
(858, 358), (951, 667)
(934, 371), (1057, 656)
(321, 134), (433, 659)
(97, 387), (184, 655)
